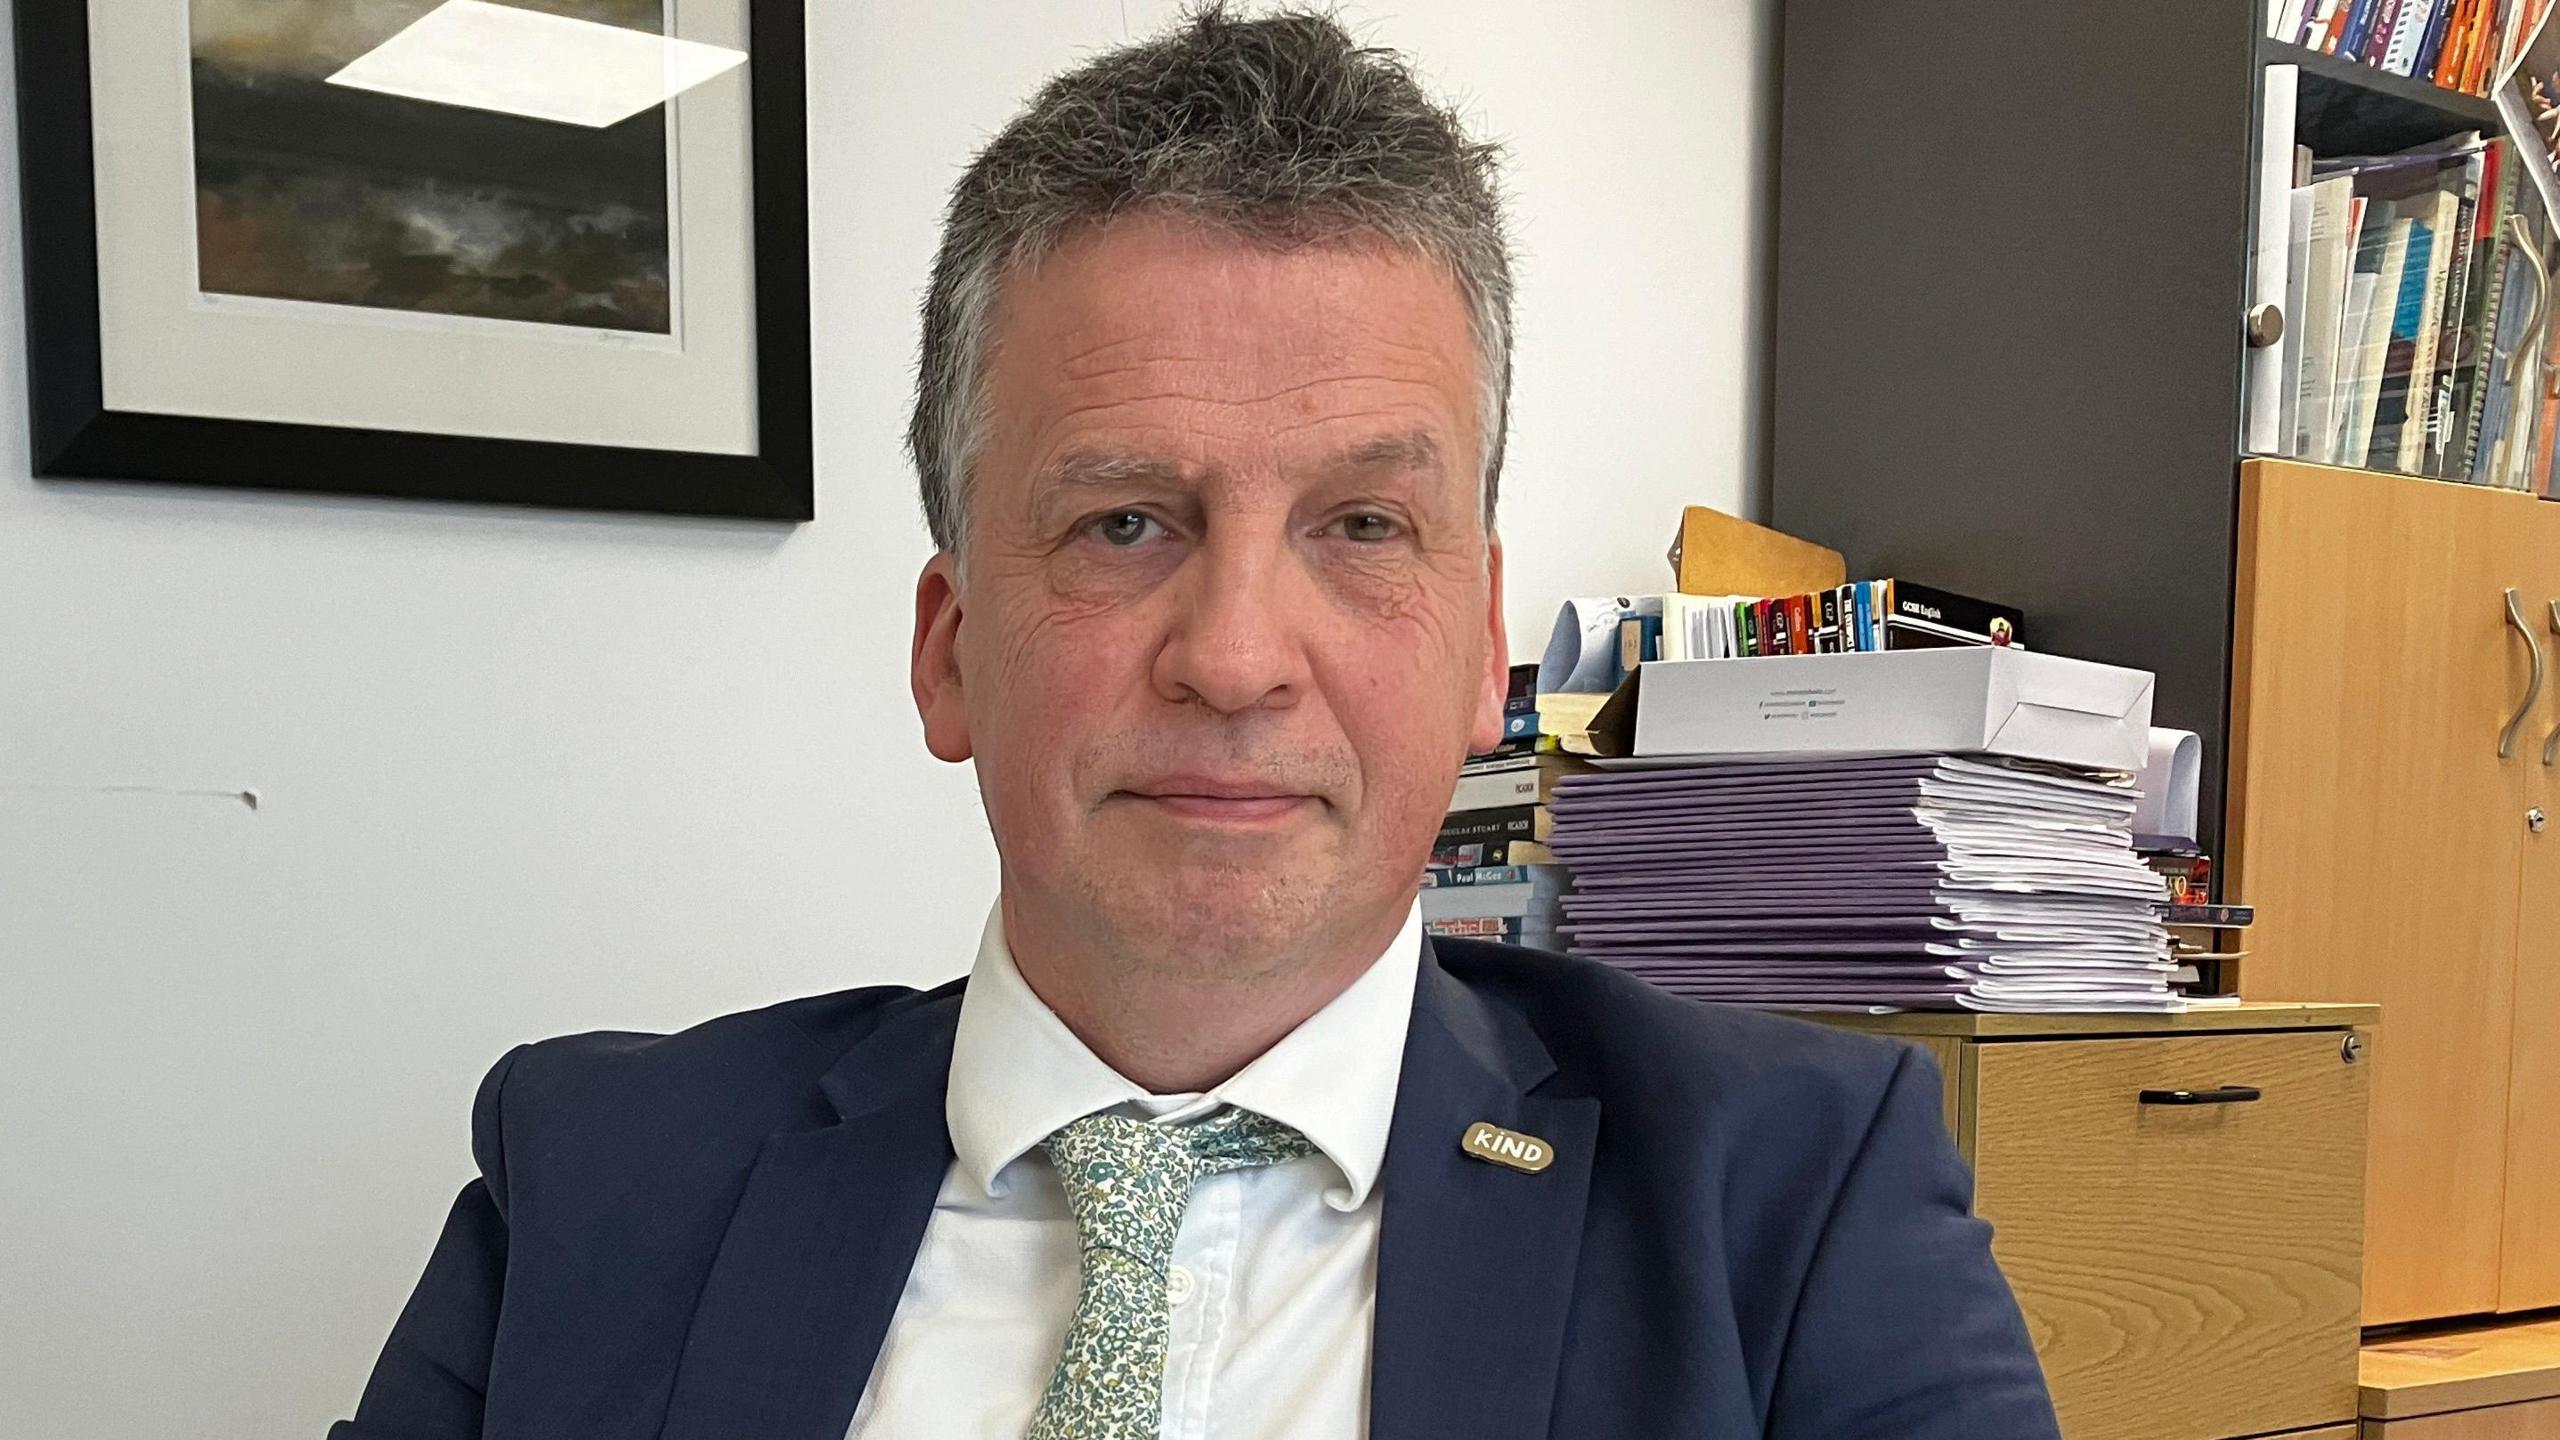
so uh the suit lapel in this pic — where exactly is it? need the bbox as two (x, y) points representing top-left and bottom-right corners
(1370, 942), (1601, 1440)
(657, 994), (960, 1440)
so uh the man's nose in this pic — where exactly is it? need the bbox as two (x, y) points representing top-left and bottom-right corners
(1150, 525), (1314, 714)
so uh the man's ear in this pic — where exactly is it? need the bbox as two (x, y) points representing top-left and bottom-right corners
(911, 551), (974, 763)
(1468, 531), (1511, 755)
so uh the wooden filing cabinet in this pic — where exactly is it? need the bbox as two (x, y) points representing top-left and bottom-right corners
(1816, 1004), (2376, 1440)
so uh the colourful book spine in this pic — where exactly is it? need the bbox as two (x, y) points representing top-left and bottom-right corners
(2368, 0), (2409, 65)
(2415, 0), (2458, 74)
(2341, 0), (2386, 56)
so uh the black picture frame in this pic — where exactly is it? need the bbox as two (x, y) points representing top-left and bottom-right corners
(10, 2), (814, 522)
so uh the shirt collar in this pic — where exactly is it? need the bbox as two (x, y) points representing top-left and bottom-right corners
(943, 895), (1422, 1213)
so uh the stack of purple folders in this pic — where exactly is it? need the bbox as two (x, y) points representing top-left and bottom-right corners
(1547, 754), (2180, 1012)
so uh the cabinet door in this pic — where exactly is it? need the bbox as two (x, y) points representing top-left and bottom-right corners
(1970, 1031), (2366, 1440)
(2228, 460), (2539, 1325)
(2504, 508), (2560, 1313)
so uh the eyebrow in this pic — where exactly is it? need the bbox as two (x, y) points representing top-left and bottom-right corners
(1033, 453), (1198, 492)
(1323, 430), (1444, 476)
(1025, 427), (1451, 528)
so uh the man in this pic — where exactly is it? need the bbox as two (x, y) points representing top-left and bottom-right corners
(332, 9), (2059, 1438)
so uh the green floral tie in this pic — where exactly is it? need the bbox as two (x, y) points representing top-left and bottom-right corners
(1027, 1106), (1318, 1439)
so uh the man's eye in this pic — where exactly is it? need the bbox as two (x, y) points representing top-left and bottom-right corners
(1090, 512), (1160, 547)
(1337, 513), (1401, 542)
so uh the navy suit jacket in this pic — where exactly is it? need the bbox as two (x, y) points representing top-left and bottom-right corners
(331, 938), (2060, 1439)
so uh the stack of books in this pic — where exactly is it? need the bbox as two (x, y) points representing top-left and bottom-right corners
(2255, 130), (2558, 490)
(1587, 582), (2021, 673)
(1419, 860), (1570, 950)
(2272, 0), (2549, 96)
(1431, 736), (1586, 871)
(1545, 754), (2190, 1012)
(1427, 672), (1592, 948)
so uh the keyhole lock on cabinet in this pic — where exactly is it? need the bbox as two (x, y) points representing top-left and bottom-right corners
(2532, 808), (2548, 834)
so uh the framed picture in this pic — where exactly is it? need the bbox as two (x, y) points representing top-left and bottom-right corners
(12, 1), (813, 521)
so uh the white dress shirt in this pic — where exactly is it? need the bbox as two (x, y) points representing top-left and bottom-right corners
(845, 897), (1422, 1440)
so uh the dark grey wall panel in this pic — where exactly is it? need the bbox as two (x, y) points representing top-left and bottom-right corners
(1771, 0), (2261, 857)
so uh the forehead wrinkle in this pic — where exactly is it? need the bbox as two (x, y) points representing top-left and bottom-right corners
(1320, 428), (1442, 473)
(1053, 337), (1216, 383)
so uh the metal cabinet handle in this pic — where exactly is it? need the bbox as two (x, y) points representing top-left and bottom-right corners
(2505, 588), (2546, 760)
(2139, 1086), (2264, 1106)
(2545, 600), (2560, 767)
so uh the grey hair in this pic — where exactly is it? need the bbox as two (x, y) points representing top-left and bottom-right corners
(907, 3), (1514, 555)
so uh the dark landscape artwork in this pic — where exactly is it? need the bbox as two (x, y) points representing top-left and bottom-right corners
(188, 0), (675, 334)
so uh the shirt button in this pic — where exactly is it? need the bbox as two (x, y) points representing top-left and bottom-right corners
(1165, 1265), (1197, 1307)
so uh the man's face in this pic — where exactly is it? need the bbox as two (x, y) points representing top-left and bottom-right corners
(911, 213), (1507, 983)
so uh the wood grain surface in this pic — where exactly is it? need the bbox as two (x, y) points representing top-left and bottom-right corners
(2361, 1396), (2560, 1437)
(1971, 1031), (2367, 1440)
(2364, 1315), (2560, 1418)
(2227, 459), (2537, 1323)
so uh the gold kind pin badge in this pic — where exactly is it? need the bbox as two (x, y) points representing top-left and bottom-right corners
(1461, 1120), (1555, 1174)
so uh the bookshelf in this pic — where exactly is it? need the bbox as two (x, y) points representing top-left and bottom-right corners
(2265, 36), (2502, 151)
(1771, 0), (2560, 1330)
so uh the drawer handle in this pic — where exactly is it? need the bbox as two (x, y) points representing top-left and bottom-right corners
(2139, 1085), (2264, 1106)
(2505, 588), (2545, 761)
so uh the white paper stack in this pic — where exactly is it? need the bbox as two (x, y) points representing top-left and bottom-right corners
(1547, 753), (2184, 1013)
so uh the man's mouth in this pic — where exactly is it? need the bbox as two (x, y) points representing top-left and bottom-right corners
(1118, 776), (1318, 823)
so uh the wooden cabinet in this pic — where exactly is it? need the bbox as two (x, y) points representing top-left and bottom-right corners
(2503, 536), (2560, 1313)
(2362, 1315), (2560, 1438)
(2362, 1402), (2560, 1438)
(2227, 459), (2560, 1322)
(1818, 1006), (2373, 1440)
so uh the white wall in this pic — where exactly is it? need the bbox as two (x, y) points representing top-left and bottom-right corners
(0, 2), (1771, 1433)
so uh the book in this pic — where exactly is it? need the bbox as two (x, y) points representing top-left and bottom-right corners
(2282, 185), (2316, 451)
(2398, 181), (2465, 471)
(2386, 0), (2441, 71)
(1876, 579), (2023, 647)
(1452, 752), (1593, 811)
(2343, 215), (2413, 460)
(2447, 142), (2514, 475)
(1429, 836), (1554, 868)
(2424, 144), (2486, 474)
(2342, 0), (2386, 59)
(2297, 177), (2359, 460)
(1419, 863), (1570, 923)
(1436, 803), (1554, 846)
(1423, 862), (1558, 887)
(2161, 902), (2258, 927)
(2371, 0), (2412, 62)
(1423, 915), (1558, 948)
(2416, 0), (2460, 76)
(2365, 219), (2436, 467)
